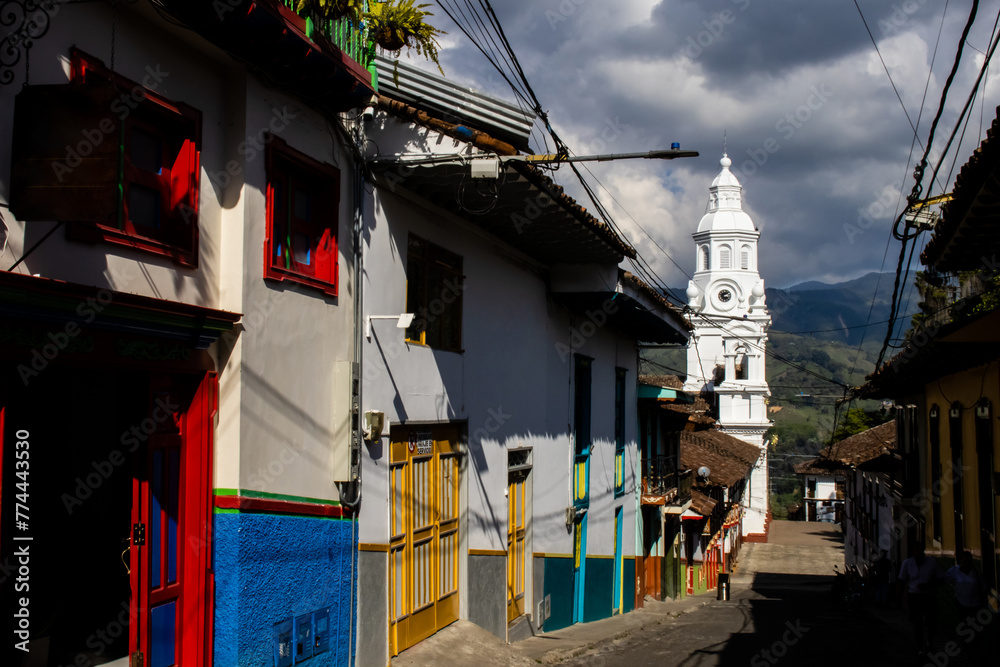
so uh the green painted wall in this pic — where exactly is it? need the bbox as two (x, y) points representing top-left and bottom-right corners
(541, 556), (639, 631)
(584, 557), (613, 623)
(542, 556), (574, 632)
(682, 563), (711, 597)
(623, 558), (635, 613)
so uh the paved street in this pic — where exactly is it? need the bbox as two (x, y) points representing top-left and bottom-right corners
(395, 522), (991, 667)
(556, 522), (916, 667)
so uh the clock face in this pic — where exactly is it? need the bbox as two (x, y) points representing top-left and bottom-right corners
(718, 289), (732, 303)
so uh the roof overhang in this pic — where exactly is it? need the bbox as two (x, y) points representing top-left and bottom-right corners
(859, 308), (1000, 398)
(0, 271), (241, 350)
(922, 108), (1000, 270)
(369, 159), (635, 265)
(553, 272), (690, 346)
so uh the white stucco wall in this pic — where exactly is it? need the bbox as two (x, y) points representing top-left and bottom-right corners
(358, 117), (640, 571)
(0, 3), (227, 305)
(0, 2), (359, 504)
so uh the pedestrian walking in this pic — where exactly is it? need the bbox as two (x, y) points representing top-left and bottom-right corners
(872, 550), (892, 606)
(945, 550), (986, 662)
(898, 542), (942, 657)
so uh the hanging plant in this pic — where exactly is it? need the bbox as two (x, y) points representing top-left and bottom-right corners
(365, 0), (445, 74)
(295, 0), (365, 22)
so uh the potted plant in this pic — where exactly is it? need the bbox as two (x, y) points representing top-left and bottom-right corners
(365, 0), (445, 74)
(295, 0), (365, 22)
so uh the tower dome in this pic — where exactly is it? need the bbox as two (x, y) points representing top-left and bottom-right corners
(697, 154), (756, 233)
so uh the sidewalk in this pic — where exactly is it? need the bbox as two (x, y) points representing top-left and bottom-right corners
(391, 591), (717, 667)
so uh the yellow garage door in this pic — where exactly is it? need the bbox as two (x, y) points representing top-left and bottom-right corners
(389, 424), (460, 656)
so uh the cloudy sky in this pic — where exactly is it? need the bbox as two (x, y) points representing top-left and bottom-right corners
(412, 0), (1000, 290)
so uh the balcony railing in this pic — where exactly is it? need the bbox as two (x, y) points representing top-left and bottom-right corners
(643, 455), (691, 499)
(279, 1), (376, 73)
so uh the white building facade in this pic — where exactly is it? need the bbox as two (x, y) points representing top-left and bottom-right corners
(353, 61), (690, 664)
(683, 155), (772, 539)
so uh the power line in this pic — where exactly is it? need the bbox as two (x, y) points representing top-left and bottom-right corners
(878, 0), (985, 370)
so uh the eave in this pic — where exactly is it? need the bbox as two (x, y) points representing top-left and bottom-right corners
(922, 106), (1000, 270)
(0, 272), (241, 349)
(371, 159), (634, 265)
(553, 272), (690, 346)
(154, 0), (375, 114)
(858, 308), (1000, 398)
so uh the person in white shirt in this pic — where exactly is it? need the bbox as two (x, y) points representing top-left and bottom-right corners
(898, 542), (942, 655)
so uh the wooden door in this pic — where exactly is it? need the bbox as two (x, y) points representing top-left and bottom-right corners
(507, 470), (526, 622)
(389, 425), (460, 656)
(129, 375), (214, 667)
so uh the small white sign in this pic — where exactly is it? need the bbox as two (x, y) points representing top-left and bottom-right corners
(413, 431), (433, 455)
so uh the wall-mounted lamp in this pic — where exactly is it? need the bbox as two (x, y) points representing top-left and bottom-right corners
(364, 313), (415, 340)
(363, 410), (385, 441)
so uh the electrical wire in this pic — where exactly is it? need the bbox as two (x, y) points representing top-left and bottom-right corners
(877, 0), (986, 370)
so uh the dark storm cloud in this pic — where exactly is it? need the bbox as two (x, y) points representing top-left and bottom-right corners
(424, 1), (997, 287)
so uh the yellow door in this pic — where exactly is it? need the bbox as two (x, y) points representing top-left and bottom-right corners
(507, 471), (527, 622)
(389, 425), (460, 656)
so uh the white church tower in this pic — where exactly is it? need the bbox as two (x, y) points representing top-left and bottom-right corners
(683, 154), (772, 539)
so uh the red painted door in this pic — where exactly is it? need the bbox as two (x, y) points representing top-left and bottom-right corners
(129, 374), (215, 667)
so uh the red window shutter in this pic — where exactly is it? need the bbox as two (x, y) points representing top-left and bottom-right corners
(169, 138), (199, 223)
(10, 83), (121, 223)
(314, 227), (335, 285)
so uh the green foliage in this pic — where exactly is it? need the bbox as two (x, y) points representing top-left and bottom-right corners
(972, 273), (1000, 315)
(770, 490), (802, 520)
(828, 407), (880, 444)
(366, 0), (445, 74)
(292, 0), (445, 75)
(296, 0), (365, 21)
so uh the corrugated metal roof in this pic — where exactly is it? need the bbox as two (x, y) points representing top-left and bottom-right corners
(375, 55), (536, 151)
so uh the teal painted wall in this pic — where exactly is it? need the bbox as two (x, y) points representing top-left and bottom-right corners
(542, 555), (636, 630)
(542, 556), (574, 631)
(623, 558), (635, 613)
(584, 557), (613, 623)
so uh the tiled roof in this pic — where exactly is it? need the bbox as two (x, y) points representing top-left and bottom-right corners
(680, 430), (760, 488)
(621, 273), (692, 332)
(639, 374), (684, 389)
(659, 397), (715, 427)
(922, 105), (1000, 271)
(793, 457), (844, 476)
(689, 489), (719, 516)
(821, 421), (896, 467)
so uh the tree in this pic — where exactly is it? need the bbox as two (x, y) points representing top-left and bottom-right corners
(829, 408), (877, 444)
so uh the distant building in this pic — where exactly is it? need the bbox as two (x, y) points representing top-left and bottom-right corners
(683, 155), (772, 541)
(793, 458), (845, 523)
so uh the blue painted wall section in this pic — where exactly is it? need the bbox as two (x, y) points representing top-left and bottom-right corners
(214, 512), (357, 667)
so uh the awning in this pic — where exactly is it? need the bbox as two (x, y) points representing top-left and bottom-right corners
(0, 271), (240, 350)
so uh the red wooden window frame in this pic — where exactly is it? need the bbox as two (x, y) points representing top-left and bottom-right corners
(264, 137), (340, 296)
(69, 48), (202, 267)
